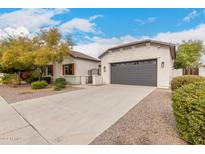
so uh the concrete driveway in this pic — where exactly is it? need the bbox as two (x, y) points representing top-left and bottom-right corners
(7, 85), (155, 144)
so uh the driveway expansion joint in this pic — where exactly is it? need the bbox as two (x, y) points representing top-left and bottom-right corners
(11, 105), (51, 145)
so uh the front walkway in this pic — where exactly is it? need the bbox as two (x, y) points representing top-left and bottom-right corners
(11, 85), (155, 144)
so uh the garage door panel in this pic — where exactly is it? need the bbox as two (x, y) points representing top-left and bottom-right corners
(111, 59), (157, 86)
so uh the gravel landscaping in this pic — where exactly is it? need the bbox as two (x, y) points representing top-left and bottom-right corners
(91, 88), (187, 145)
(0, 84), (82, 104)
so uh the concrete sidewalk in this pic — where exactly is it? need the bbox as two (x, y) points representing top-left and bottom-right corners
(0, 96), (48, 145)
(12, 85), (155, 144)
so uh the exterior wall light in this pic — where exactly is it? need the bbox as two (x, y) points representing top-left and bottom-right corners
(161, 61), (165, 68)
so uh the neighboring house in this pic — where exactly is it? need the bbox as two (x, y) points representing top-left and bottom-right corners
(99, 39), (176, 88)
(43, 51), (100, 84)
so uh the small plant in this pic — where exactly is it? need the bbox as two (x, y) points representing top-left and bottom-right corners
(1, 74), (21, 87)
(1, 74), (13, 84)
(31, 81), (48, 89)
(172, 81), (205, 144)
(171, 75), (205, 91)
(54, 77), (66, 91)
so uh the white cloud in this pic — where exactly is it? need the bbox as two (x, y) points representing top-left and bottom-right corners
(74, 23), (205, 59)
(0, 9), (69, 32)
(0, 26), (30, 40)
(74, 35), (137, 58)
(89, 14), (104, 21)
(59, 18), (97, 33)
(151, 24), (205, 44)
(183, 10), (198, 22)
(136, 17), (156, 25)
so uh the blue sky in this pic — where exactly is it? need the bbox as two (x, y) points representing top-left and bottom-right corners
(0, 8), (205, 57)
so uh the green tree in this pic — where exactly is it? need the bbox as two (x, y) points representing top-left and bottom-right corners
(33, 28), (72, 78)
(0, 37), (36, 77)
(174, 40), (205, 74)
(0, 28), (72, 82)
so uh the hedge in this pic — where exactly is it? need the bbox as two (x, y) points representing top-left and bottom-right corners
(31, 81), (48, 89)
(172, 81), (205, 144)
(171, 75), (205, 91)
(54, 77), (66, 91)
(26, 76), (39, 84)
(41, 76), (52, 84)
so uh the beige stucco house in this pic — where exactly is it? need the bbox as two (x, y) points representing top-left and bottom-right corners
(99, 39), (176, 88)
(43, 51), (100, 84)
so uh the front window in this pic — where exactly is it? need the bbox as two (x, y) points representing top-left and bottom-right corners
(63, 64), (74, 75)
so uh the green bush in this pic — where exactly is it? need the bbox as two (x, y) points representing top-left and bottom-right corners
(1, 74), (21, 86)
(54, 78), (66, 91)
(1, 74), (14, 84)
(171, 75), (205, 91)
(31, 81), (48, 89)
(26, 76), (39, 84)
(41, 76), (52, 84)
(172, 81), (205, 144)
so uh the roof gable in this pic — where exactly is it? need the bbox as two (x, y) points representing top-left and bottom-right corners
(99, 39), (176, 59)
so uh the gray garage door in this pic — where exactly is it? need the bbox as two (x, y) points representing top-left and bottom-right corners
(111, 59), (157, 86)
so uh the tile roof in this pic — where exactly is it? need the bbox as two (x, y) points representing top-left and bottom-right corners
(70, 51), (100, 62)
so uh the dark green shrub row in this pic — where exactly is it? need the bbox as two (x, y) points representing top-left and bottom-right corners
(171, 75), (205, 91)
(54, 78), (66, 91)
(41, 76), (52, 84)
(26, 76), (52, 84)
(31, 81), (48, 89)
(172, 81), (205, 144)
(26, 76), (39, 84)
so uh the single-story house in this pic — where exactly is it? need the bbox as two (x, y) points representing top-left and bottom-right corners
(43, 51), (100, 84)
(99, 39), (176, 88)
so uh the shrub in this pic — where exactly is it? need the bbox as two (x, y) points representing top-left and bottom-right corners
(172, 81), (205, 144)
(171, 75), (205, 91)
(41, 76), (52, 84)
(31, 81), (48, 89)
(26, 76), (39, 84)
(54, 78), (66, 91)
(1, 74), (21, 87)
(1, 74), (13, 84)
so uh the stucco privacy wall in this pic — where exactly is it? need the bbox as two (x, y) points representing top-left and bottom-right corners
(172, 69), (183, 78)
(199, 67), (205, 76)
(101, 44), (173, 88)
(53, 56), (99, 84)
(172, 67), (205, 78)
